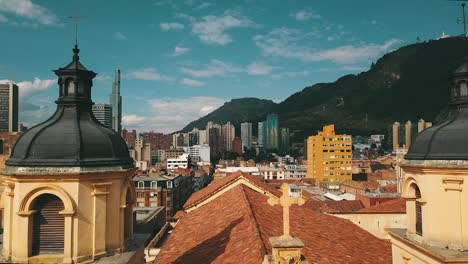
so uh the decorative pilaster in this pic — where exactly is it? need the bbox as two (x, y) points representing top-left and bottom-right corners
(91, 182), (112, 260)
(2, 181), (14, 258)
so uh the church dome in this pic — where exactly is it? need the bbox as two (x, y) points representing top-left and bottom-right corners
(405, 57), (468, 160)
(6, 46), (133, 167)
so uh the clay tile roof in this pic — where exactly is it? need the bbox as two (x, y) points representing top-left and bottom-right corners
(157, 184), (392, 263)
(183, 171), (281, 209)
(173, 210), (186, 220)
(358, 198), (406, 213)
(156, 185), (267, 264)
(341, 180), (380, 190)
(305, 200), (365, 213)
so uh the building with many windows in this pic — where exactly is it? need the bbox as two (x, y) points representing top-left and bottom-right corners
(241, 122), (252, 151)
(91, 103), (112, 128)
(0, 81), (18, 132)
(109, 69), (122, 134)
(265, 113), (279, 149)
(306, 125), (352, 189)
(258, 121), (265, 147)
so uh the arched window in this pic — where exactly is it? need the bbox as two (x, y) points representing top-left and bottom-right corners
(32, 194), (65, 255)
(150, 181), (157, 189)
(137, 181), (144, 189)
(461, 82), (468, 97)
(415, 185), (423, 235)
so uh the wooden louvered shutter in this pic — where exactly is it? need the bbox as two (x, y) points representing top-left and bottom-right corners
(32, 194), (65, 255)
(415, 187), (423, 236)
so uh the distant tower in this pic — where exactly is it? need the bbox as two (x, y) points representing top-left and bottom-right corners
(92, 103), (112, 129)
(0, 81), (18, 132)
(110, 69), (122, 134)
(405, 121), (412, 148)
(241, 122), (252, 151)
(392, 122), (400, 151)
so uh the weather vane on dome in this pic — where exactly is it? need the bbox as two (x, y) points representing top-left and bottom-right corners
(68, 14), (86, 46)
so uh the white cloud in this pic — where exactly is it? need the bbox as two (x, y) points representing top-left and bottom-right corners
(171, 46), (190, 56)
(191, 11), (254, 45)
(180, 78), (204, 87)
(126, 68), (172, 81)
(180, 59), (242, 78)
(146, 96), (225, 132)
(254, 27), (401, 64)
(160, 22), (185, 31)
(0, 14), (8, 23)
(16, 77), (55, 96)
(114, 32), (127, 40)
(290, 10), (320, 21)
(123, 115), (147, 126)
(94, 74), (112, 84)
(196, 2), (211, 10)
(247, 63), (273, 75)
(0, 0), (58, 25)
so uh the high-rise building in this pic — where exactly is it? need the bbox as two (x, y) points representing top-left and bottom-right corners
(222, 122), (235, 151)
(306, 125), (352, 189)
(199, 129), (207, 145)
(110, 69), (122, 134)
(280, 127), (290, 152)
(266, 113), (279, 149)
(258, 121), (265, 147)
(92, 103), (112, 129)
(189, 128), (200, 146)
(0, 81), (18, 132)
(232, 137), (242, 156)
(241, 122), (252, 151)
(209, 127), (222, 159)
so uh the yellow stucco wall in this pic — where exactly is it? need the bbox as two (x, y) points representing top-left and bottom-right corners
(1, 169), (135, 264)
(334, 213), (407, 239)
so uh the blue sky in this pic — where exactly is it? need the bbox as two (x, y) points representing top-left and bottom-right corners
(0, 0), (461, 133)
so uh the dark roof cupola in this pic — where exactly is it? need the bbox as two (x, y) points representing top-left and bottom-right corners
(6, 46), (133, 167)
(405, 56), (468, 160)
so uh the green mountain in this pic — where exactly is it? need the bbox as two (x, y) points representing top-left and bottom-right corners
(182, 37), (468, 142)
(181, 98), (277, 133)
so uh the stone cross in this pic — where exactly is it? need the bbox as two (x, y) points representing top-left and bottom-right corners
(268, 183), (305, 239)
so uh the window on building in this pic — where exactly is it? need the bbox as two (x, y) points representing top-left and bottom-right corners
(137, 181), (144, 189)
(137, 192), (144, 198)
(150, 181), (157, 189)
(167, 181), (173, 188)
(415, 186), (423, 236)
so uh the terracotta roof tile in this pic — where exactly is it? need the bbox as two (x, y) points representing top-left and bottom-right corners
(244, 187), (392, 263)
(358, 198), (406, 213)
(157, 184), (392, 263)
(305, 200), (365, 213)
(340, 180), (380, 190)
(183, 171), (280, 209)
(156, 185), (266, 264)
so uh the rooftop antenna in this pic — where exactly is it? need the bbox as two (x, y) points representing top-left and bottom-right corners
(450, 0), (468, 37)
(68, 15), (85, 46)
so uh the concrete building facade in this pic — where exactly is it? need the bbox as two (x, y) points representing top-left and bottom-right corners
(91, 103), (112, 129)
(0, 81), (18, 132)
(306, 125), (352, 189)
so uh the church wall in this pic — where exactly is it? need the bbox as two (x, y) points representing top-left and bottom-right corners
(333, 213), (406, 239)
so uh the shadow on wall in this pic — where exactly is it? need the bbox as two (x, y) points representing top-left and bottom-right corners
(173, 217), (244, 263)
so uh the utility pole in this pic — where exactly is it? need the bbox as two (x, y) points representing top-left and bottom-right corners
(451, 0), (468, 37)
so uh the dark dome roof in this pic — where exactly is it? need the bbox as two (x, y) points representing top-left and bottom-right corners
(6, 46), (133, 167)
(405, 57), (468, 160)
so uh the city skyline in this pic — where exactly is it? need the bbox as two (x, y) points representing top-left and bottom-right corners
(0, 0), (461, 133)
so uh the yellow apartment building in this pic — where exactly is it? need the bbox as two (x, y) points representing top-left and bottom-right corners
(306, 125), (352, 189)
